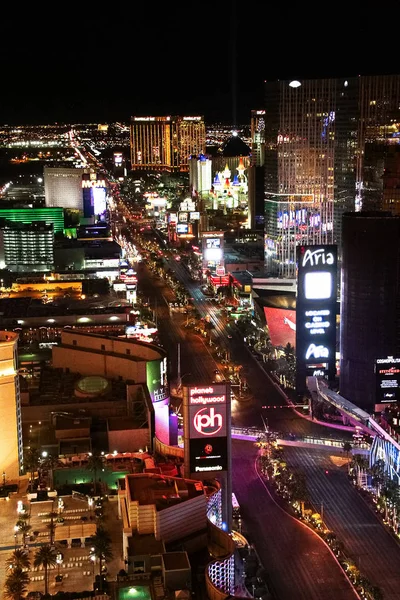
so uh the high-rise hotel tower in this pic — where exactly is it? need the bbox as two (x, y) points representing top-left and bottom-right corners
(263, 75), (400, 277)
(130, 116), (206, 172)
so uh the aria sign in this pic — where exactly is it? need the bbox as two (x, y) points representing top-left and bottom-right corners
(296, 245), (337, 393)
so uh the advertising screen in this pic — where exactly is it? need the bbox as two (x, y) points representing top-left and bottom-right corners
(114, 152), (123, 166)
(375, 357), (400, 403)
(146, 358), (168, 403)
(92, 187), (107, 215)
(296, 245), (337, 392)
(206, 238), (221, 249)
(190, 211), (200, 221)
(176, 223), (189, 234)
(178, 211), (189, 223)
(264, 307), (296, 348)
(187, 384), (229, 474)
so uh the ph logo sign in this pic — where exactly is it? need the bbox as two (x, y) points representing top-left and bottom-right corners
(193, 407), (223, 436)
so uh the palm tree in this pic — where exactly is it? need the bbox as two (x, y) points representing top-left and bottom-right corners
(46, 509), (58, 546)
(17, 523), (31, 548)
(369, 459), (386, 497)
(40, 454), (62, 490)
(351, 454), (368, 486)
(342, 442), (352, 471)
(86, 453), (106, 497)
(289, 471), (309, 516)
(89, 527), (113, 592)
(33, 544), (57, 596)
(6, 549), (30, 571)
(4, 567), (30, 600)
(381, 478), (399, 523)
(23, 447), (40, 490)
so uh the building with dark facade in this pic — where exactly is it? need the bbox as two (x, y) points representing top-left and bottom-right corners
(339, 212), (400, 412)
(263, 75), (400, 275)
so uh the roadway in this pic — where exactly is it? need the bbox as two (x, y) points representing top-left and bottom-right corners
(135, 257), (358, 600)
(283, 445), (400, 600)
(232, 440), (356, 600)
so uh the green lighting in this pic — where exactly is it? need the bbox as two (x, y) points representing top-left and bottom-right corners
(119, 586), (151, 600)
(0, 208), (64, 233)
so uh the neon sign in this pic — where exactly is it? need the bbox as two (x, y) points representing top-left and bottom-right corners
(193, 407), (223, 436)
(302, 248), (335, 268)
(305, 343), (329, 360)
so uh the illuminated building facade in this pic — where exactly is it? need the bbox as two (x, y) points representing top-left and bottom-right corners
(0, 220), (54, 272)
(264, 193), (324, 278)
(189, 153), (212, 198)
(0, 331), (22, 481)
(130, 116), (206, 172)
(264, 75), (400, 269)
(248, 110), (266, 229)
(0, 208), (64, 234)
(44, 166), (84, 210)
(52, 330), (172, 445)
(340, 212), (400, 411)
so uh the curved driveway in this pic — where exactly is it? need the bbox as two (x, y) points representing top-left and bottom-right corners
(232, 440), (356, 600)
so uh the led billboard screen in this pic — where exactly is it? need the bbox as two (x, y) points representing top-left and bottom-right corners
(264, 307), (296, 348)
(176, 223), (189, 234)
(375, 357), (400, 403)
(187, 384), (229, 474)
(146, 358), (168, 403)
(296, 245), (337, 392)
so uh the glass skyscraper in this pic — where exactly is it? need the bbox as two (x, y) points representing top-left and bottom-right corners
(263, 74), (400, 276)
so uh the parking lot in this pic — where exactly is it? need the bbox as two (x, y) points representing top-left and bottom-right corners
(0, 489), (123, 595)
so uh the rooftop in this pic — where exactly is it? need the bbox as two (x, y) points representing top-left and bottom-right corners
(28, 366), (127, 406)
(128, 532), (165, 556)
(127, 474), (204, 511)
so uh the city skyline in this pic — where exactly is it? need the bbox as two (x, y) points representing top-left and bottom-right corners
(1, 5), (396, 125)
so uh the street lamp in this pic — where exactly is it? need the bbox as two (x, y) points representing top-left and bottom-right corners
(90, 550), (96, 574)
(56, 553), (63, 577)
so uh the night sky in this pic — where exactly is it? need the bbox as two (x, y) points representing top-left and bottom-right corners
(0, 4), (396, 126)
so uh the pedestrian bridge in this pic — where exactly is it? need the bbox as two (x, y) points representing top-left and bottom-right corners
(231, 427), (369, 451)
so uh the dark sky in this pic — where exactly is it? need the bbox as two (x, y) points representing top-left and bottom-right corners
(0, 3), (397, 126)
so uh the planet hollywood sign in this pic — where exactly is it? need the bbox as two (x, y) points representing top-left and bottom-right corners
(189, 386), (227, 439)
(187, 384), (229, 474)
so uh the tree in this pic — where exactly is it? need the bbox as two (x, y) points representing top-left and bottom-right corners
(369, 459), (385, 497)
(351, 454), (368, 486)
(342, 442), (352, 472)
(6, 549), (30, 571)
(289, 471), (309, 516)
(23, 447), (40, 489)
(86, 453), (106, 497)
(17, 523), (31, 547)
(40, 454), (62, 490)
(46, 509), (58, 546)
(89, 527), (113, 592)
(3, 567), (30, 600)
(33, 544), (57, 596)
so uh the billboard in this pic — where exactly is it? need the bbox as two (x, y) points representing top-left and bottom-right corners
(264, 307), (296, 348)
(296, 245), (337, 393)
(146, 357), (168, 404)
(178, 211), (189, 223)
(186, 384), (230, 474)
(114, 152), (123, 166)
(202, 233), (224, 265)
(189, 211), (200, 221)
(176, 223), (189, 234)
(375, 356), (400, 403)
